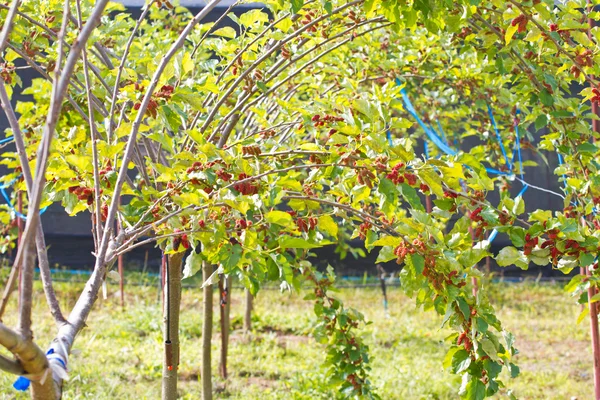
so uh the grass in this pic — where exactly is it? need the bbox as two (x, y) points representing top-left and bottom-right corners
(0, 276), (593, 399)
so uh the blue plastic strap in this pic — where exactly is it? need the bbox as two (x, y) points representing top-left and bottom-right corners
(488, 229), (499, 244)
(424, 141), (429, 159)
(487, 104), (511, 168)
(397, 80), (458, 156)
(13, 349), (65, 391)
(386, 130), (393, 146)
(557, 152), (568, 190)
(436, 120), (447, 143)
(0, 137), (14, 145)
(485, 167), (511, 176)
(516, 184), (529, 198)
(0, 176), (48, 220)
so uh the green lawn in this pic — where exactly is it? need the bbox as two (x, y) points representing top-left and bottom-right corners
(0, 277), (592, 399)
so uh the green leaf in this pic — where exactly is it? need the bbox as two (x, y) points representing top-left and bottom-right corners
(279, 236), (327, 249)
(496, 246), (528, 269)
(400, 183), (425, 211)
(509, 363), (520, 379)
(480, 338), (499, 361)
(529, 209), (552, 222)
(183, 252), (202, 279)
(212, 27), (236, 39)
(465, 378), (486, 400)
(290, 0), (304, 13)
(512, 196), (525, 215)
(376, 246), (396, 263)
(450, 349), (471, 374)
(534, 114), (548, 130)
(443, 347), (461, 369)
(318, 215), (338, 238)
(256, 81), (268, 93)
(539, 89), (554, 107)
(458, 249), (490, 268)
(352, 184), (371, 204)
(218, 243), (243, 271)
(418, 169), (444, 196)
(577, 307), (590, 324)
(410, 253), (424, 275)
(577, 142), (599, 154)
(378, 178), (398, 202)
(456, 297), (470, 320)
(508, 227), (525, 247)
(372, 235), (402, 247)
(239, 9), (269, 28)
(265, 210), (293, 226)
(505, 24), (518, 45)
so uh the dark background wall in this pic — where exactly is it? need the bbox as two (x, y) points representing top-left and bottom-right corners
(0, 2), (571, 277)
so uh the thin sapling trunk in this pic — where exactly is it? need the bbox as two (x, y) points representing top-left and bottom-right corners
(162, 252), (184, 400)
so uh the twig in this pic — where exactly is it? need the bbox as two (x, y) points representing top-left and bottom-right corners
(0, 83), (66, 325)
(0, 0), (20, 53)
(107, 0), (156, 141)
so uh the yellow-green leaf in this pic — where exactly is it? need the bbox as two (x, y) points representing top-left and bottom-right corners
(505, 24), (518, 45)
(266, 210), (293, 226)
(318, 215), (338, 238)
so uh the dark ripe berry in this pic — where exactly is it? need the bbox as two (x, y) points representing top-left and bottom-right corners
(198, 219), (206, 229)
(511, 14), (526, 27)
(217, 170), (232, 182)
(173, 237), (182, 251)
(181, 234), (190, 249)
(101, 204), (108, 222)
(133, 102), (141, 110)
(236, 219), (247, 229)
(311, 115), (320, 122)
(296, 218), (308, 232)
(443, 190), (458, 199)
(404, 173), (417, 186)
(549, 23), (558, 32)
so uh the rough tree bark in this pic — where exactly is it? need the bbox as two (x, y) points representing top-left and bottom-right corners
(162, 252), (184, 400)
(218, 275), (232, 379)
(201, 262), (213, 400)
(0, 1), (223, 399)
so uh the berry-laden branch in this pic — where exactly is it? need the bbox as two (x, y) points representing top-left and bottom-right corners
(508, 0), (599, 87)
(305, 268), (378, 398)
(198, 0), (363, 137)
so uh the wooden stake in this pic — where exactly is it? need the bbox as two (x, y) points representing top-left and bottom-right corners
(218, 275), (232, 379)
(587, 3), (600, 397)
(16, 191), (22, 304)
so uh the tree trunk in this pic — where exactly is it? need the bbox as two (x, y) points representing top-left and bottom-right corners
(0, 322), (54, 400)
(218, 276), (232, 379)
(31, 377), (59, 400)
(162, 253), (184, 400)
(201, 262), (213, 400)
(244, 288), (252, 333)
